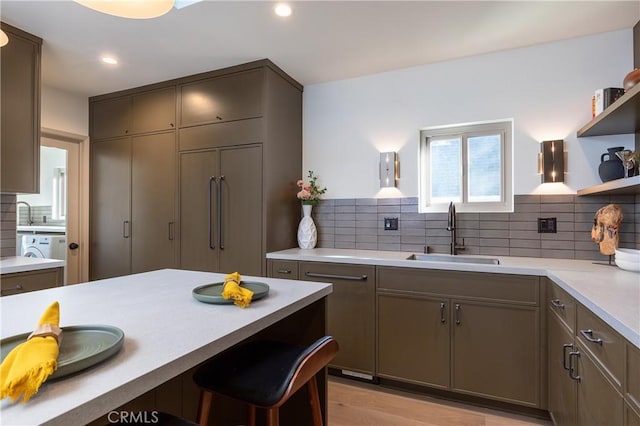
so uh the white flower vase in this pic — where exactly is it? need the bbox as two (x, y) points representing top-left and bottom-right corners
(297, 204), (317, 249)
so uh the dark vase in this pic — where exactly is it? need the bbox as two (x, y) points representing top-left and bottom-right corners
(598, 146), (625, 182)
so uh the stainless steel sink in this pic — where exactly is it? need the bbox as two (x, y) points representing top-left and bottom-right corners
(406, 253), (500, 265)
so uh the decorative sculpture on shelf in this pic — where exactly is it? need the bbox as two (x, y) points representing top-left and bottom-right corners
(591, 204), (623, 256)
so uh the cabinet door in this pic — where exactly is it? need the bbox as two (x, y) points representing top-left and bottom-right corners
(90, 138), (131, 280)
(91, 97), (132, 140)
(378, 294), (450, 388)
(1, 24), (41, 193)
(131, 132), (176, 273)
(218, 145), (263, 276)
(452, 301), (540, 406)
(179, 150), (218, 272)
(131, 87), (176, 134)
(548, 310), (578, 426)
(180, 69), (263, 127)
(576, 347), (624, 426)
(299, 262), (375, 375)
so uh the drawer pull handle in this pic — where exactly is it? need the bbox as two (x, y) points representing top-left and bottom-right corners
(562, 343), (573, 370)
(1, 284), (24, 296)
(455, 303), (461, 325)
(568, 351), (581, 381)
(550, 299), (565, 309)
(277, 269), (292, 274)
(580, 329), (603, 345)
(304, 272), (367, 281)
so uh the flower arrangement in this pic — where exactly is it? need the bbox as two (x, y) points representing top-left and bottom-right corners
(296, 171), (327, 205)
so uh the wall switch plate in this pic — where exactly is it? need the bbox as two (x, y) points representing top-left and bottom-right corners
(384, 217), (399, 230)
(538, 217), (557, 233)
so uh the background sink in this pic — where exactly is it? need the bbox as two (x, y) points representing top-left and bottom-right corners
(406, 254), (500, 265)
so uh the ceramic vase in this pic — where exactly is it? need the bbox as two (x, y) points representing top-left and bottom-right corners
(598, 146), (625, 182)
(297, 204), (317, 249)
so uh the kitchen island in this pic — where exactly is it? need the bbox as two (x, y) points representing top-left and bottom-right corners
(0, 269), (332, 425)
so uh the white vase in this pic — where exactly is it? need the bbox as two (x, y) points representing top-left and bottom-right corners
(297, 204), (317, 249)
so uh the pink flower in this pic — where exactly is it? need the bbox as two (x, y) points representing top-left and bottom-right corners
(303, 185), (311, 191)
(296, 179), (304, 187)
(297, 189), (310, 199)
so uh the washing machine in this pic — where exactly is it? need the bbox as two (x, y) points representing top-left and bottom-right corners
(21, 235), (66, 260)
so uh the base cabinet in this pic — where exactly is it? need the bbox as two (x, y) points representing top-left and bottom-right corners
(298, 262), (375, 377)
(0, 267), (63, 296)
(548, 311), (578, 426)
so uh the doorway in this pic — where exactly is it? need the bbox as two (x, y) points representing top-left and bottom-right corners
(16, 128), (89, 284)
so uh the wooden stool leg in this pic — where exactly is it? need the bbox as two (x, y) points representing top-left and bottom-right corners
(266, 407), (279, 426)
(197, 390), (213, 426)
(308, 375), (323, 426)
(248, 404), (256, 426)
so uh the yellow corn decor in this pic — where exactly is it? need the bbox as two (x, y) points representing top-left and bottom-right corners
(221, 272), (254, 308)
(0, 301), (61, 403)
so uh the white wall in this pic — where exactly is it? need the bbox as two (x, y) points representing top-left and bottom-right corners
(41, 85), (88, 136)
(303, 29), (634, 199)
(18, 146), (66, 206)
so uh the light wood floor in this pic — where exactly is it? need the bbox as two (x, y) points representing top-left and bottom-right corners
(327, 377), (552, 426)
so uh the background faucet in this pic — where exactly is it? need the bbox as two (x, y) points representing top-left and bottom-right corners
(16, 201), (33, 226)
(446, 201), (465, 255)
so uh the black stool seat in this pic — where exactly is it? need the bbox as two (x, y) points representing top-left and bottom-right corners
(194, 338), (328, 407)
(193, 336), (338, 426)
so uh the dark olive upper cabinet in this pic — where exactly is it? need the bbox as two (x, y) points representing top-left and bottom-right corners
(179, 69), (263, 127)
(0, 22), (42, 193)
(377, 267), (543, 408)
(299, 262), (376, 377)
(91, 97), (131, 140)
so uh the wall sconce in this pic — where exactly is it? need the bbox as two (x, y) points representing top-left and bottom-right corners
(380, 152), (399, 187)
(538, 140), (565, 183)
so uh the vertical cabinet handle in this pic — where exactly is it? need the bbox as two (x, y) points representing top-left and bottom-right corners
(168, 222), (175, 241)
(580, 329), (603, 345)
(440, 302), (446, 323)
(455, 304), (461, 325)
(218, 175), (225, 250)
(569, 351), (581, 381)
(208, 176), (216, 250)
(123, 221), (130, 238)
(550, 299), (566, 309)
(562, 343), (573, 370)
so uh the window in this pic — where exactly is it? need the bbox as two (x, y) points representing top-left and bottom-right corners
(419, 120), (513, 213)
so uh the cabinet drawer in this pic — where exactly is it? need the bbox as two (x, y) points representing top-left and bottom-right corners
(577, 304), (624, 389)
(377, 267), (539, 305)
(179, 69), (263, 127)
(178, 118), (262, 151)
(268, 260), (299, 280)
(628, 343), (640, 412)
(547, 279), (576, 333)
(1, 268), (62, 296)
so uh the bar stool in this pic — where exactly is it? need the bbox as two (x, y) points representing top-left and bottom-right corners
(193, 336), (338, 426)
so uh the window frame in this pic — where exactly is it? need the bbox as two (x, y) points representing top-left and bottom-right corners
(419, 119), (513, 213)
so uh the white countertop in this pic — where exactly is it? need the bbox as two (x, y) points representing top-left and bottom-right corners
(0, 269), (332, 426)
(268, 248), (640, 348)
(0, 257), (65, 274)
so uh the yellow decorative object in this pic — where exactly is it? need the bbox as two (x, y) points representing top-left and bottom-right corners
(1, 301), (61, 403)
(221, 272), (254, 308)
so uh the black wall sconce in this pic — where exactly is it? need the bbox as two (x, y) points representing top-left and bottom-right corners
(538, 140), (565, 183)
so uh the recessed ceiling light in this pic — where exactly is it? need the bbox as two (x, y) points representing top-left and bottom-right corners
(274, 3), (292, 17)
(101, 56), (118, 65)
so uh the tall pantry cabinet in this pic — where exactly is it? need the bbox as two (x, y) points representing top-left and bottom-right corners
(89, 60), (302, 279)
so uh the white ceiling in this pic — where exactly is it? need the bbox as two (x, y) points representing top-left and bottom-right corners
(1, 1), (639, 98)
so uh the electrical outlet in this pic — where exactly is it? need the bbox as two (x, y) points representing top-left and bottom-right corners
(538, 217), (557, 233)
(384, 217), (398, 230)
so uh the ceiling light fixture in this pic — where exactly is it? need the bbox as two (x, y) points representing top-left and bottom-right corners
(74, 0), (175, 19)
(0, 29), (8, 47)
(274, 3), (292, 17)
(101, 56), (118, 65)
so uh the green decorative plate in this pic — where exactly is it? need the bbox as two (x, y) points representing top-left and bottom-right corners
(0, 325), (125, 380)
(192, 281), (270, 304)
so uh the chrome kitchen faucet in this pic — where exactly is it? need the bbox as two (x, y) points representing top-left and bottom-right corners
(16, 201), (33, 226)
